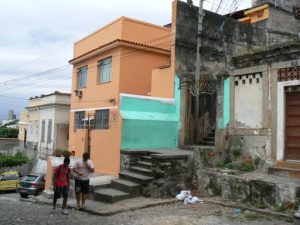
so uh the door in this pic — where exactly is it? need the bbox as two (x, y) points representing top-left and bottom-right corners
(285, 91), (300, 160)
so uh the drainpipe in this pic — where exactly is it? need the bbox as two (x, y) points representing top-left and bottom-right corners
(194, 0), (205, 142)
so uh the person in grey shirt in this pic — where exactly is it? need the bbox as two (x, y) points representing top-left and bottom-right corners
(72, 152), (95, 209)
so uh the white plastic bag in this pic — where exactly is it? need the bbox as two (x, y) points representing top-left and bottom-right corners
(190, 197), (203, 204)
(180, 190), (191, 198)
(176, 193), (185, 201)
(183, 198), (191, 205)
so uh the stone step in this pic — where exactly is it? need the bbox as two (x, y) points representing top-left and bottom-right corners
(268, 166), (300, 179)
(204, 137), (215, 141)
(111, 178), (140, 195)
(276, 160), (300, 169)
(119, 171), (153, 185)
(141, 156), (152, 162)
(200, 141), (215, 146)
(137, 161), (152, 169)
(93, 188), (130, 203)
(208, 133), (215, 137)
(129, 166), (152, 176)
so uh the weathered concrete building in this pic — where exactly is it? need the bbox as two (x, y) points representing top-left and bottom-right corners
(173, 0), (298, 148)
(172, 0), (300, 207)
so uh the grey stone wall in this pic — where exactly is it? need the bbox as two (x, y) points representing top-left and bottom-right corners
(143, 154), (192, 198)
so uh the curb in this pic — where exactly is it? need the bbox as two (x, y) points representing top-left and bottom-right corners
(20, 196), (294, 220)
(20, 196), (178, 216)
(80, 199), (178, 216)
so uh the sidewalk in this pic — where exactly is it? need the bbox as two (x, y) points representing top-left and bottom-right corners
(21, 195), (177, 216)
(20, 194), (294, 220)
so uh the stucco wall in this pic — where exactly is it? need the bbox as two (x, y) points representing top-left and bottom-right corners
(234, 73), (263, 128)
(151, 66), (174, 98)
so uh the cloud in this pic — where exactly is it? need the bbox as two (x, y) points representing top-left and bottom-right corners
(0, 0), (251, 119)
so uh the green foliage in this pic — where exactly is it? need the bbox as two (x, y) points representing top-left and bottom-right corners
(274, 204), (287, 212)
(254, 157), (261, 167)
(237, 162), (254, 172)
(294, 199), (300, 210)
(224, 162), (237, 170)
(231, 147), (241, 157)
(0, 152), (29, 168)
(257, 202), (266, 209)
(0, 127), (18, 138)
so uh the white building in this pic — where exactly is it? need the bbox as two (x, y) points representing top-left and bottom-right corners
(24, 92), (71, 159)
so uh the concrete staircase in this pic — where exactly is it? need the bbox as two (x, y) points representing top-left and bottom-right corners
(200, 129), (216, 146)
(93, 156), (154, 203)
(268, 160), (300, 179)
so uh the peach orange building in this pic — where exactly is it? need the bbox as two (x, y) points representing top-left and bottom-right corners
(68, 17), (174, 176)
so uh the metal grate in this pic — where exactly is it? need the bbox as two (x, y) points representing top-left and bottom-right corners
(278, 66), (300, 82)
(95, 109), (109, 129)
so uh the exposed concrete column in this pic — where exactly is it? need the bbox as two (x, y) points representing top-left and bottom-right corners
(178, 76), (192, 147)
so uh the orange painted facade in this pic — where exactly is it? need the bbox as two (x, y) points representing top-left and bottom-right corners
(239, 4), (269, 24)
(69, 17), (172, 176)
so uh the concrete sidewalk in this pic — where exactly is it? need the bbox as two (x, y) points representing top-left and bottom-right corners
(21, 195), (178, 216)
(20, 194), (294, 221)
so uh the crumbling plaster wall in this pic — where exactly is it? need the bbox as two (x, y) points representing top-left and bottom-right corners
(174, 0), (297, 79)
(174, 0), (297, 147)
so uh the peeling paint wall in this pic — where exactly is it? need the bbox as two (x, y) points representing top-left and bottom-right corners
(234, 73), (263, 128)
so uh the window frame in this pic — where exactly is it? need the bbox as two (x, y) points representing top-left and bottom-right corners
(94, 109), (109, 129)
(47, 119), (52, 144)
(77, 66), (88, 89)
(75, 111), (85, 129)
(98, 57), (112, 84)
(41, 119), (46, 143)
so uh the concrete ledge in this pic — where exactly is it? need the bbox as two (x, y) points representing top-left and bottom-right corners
(150, 153), (190, 160)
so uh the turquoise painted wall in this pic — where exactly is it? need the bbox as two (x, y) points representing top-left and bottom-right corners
(120, 76), (180, 150)
(223, 77), (230, 128)
(217, 77), (230, 129)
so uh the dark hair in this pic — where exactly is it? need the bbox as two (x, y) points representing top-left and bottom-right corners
(64, 157), (70, 164)
(83, 152), (90, 160)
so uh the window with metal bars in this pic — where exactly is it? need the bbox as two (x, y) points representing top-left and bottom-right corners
(47, 119), (52, 144)
(75, 111), (85, 129)
(95, 109), (109, 129)
(41, 120), (46, 143)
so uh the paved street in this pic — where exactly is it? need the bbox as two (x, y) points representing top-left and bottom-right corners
(0, 193), (292, 225)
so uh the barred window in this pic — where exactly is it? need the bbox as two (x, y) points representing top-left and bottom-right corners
(98, 57), (112, 83)
(47, 119), (52, 144)
(75, 111), (85, 129)
(95, 109), (109, 129)
(41, 120), (46, 143)
(77, 66), (88, 88)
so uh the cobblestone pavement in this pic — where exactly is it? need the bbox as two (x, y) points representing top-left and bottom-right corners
(0, 193), (292, 225)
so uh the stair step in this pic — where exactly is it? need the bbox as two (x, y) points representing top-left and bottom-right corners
(277, 161), (300, 169)
(200, 141), (215, 146)
(130, 166), (152, 176)
(111, 179), (140, 194)
(141, 156), (152, 162)
(204, 137), (215, 141)
(268, 166), (300, 179)
(119, 171), (153, 185)
(93, 188), (130, 203)
(137, 161), (152, 169)
(208, 133), (215, 137)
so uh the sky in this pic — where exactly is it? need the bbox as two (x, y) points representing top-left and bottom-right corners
(0, 0), (251, 120)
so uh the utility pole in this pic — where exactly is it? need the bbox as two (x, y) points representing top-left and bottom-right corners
(194, 0), (205, 140)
